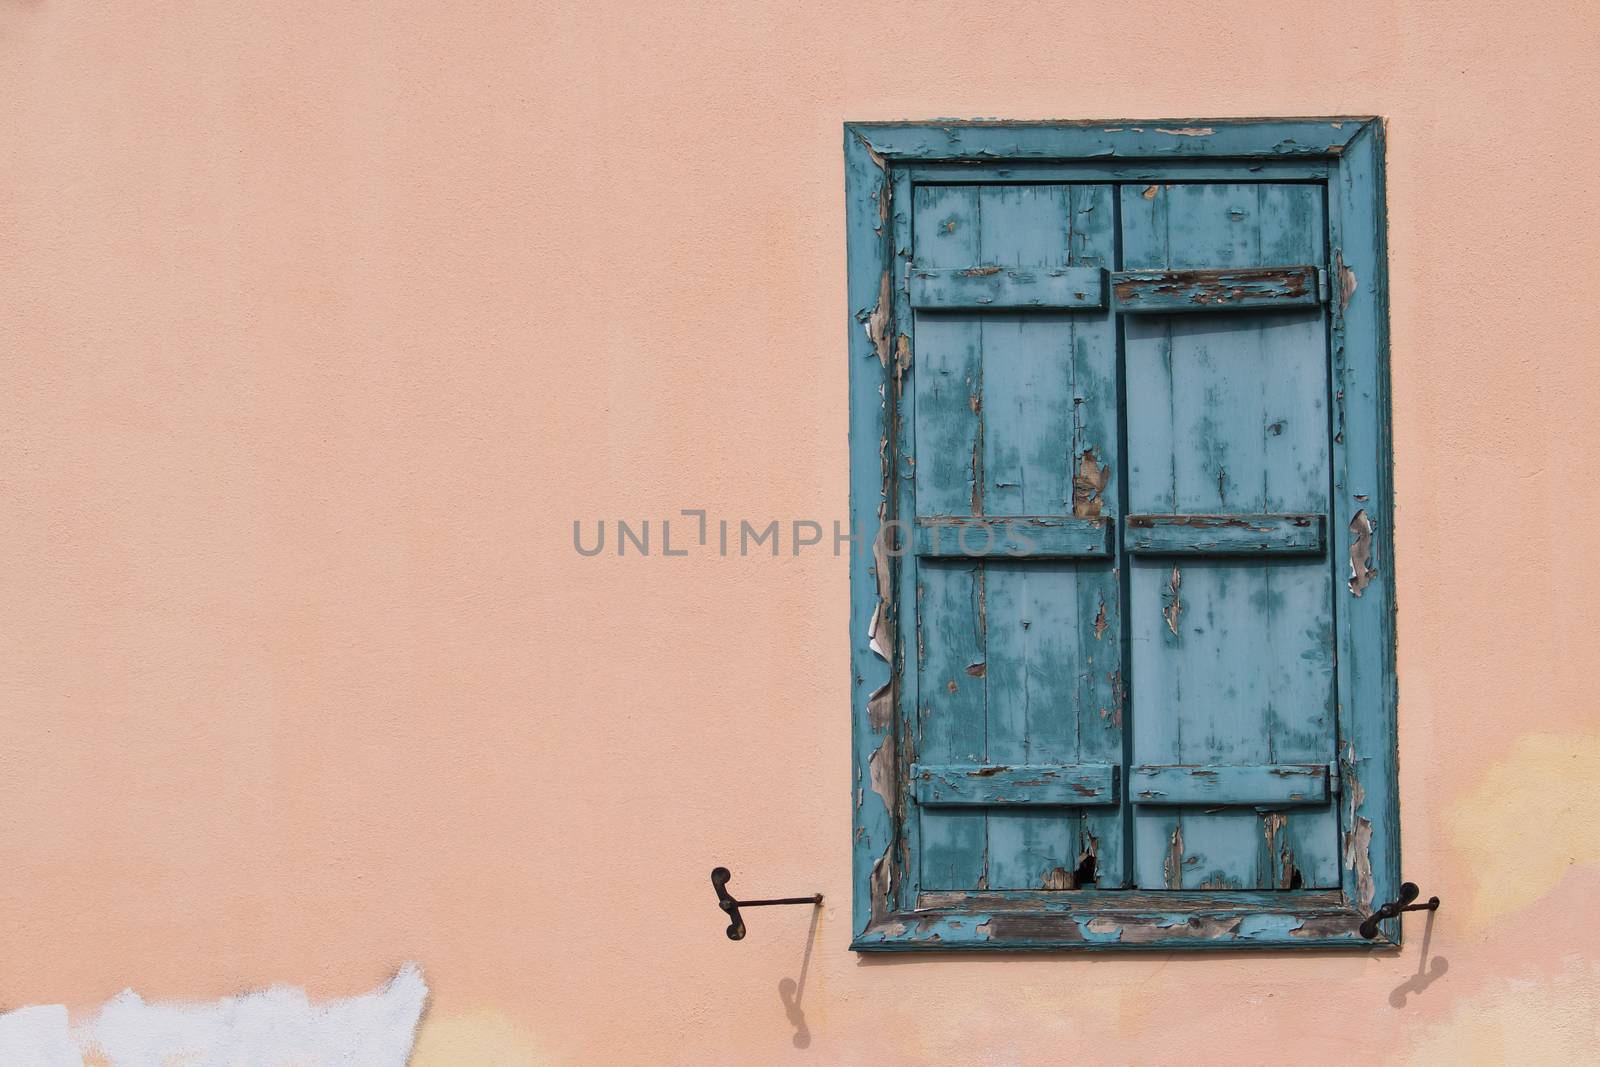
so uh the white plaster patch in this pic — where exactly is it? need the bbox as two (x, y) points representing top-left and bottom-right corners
(0, 964), (426, 1067)
(0, 1006), (80, 1067)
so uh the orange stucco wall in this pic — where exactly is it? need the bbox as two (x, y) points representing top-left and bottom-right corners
(3, 2), (1598, 1063)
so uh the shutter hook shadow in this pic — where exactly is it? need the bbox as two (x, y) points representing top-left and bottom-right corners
(1389, 906), (1448, 1007)
(779, 904), (822, 1048)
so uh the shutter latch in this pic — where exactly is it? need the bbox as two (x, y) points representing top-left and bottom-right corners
(1360, 882), (1441, 939)
(710, 867), (823, 941)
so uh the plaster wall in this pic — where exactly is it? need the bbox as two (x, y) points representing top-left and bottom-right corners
(2, 2), (1598, 1062)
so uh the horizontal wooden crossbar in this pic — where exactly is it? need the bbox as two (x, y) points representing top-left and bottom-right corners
(909, 266), (1107, 310)
(912, 763), (1118, 806)
(1111, 265), (1322, 312)
(915, 517), (1112, 558)
(1129, 764), (1331, 806)
(1123, 514), (1325, 555)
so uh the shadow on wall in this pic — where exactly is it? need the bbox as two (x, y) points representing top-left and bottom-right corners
(1391, 909), (1449, 1007)
(778, 905), (822, 1049)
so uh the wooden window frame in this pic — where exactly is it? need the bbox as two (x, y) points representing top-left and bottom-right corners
(845, 118), (1398, 950)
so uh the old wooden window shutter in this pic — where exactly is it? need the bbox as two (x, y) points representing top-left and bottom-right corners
(847, 120), (1398, 949)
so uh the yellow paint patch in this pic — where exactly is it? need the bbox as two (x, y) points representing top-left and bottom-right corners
(410, 1012), (544, 1067)
(1447, 734), (1600, 928)
(1404, 958), (1600, 1065)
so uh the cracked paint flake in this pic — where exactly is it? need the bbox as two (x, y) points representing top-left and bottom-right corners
(1041, 867), (1075, 890)
(868, 731), (895, 812)
(1117, 915), (1241, 943)
(1164, 824), (1184, 889)
(1336, 249), (1357, 310)
(864, 271), (892, 366)
(1156, 126), (1215, 137)
(867, 680), (893, 732)
(1071, 449), (1111, 517)
(1263, 812), (1298, 889)
(868, 528), (894, 663)
(867, 601), (888, 660)
(1347, 817), (1375, 910)
(969, 440), (982, 516)
(1103, 669), (1124, 727)
(854, 131), (886, 171)
(894, 333), (912, 375)
(869, 851), (894, 923)
(1348, 508), (1377, 595)
(1085, 914), (1241, 944)
(1343, 744), (1376, 910)
(1291, 914), (1359, 939)
(1162, 564), (1183, 635)
(0, 966), (427, 1067)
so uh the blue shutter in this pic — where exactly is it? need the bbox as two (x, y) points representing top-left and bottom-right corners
(906, 181), (1342, 894)
(911, 183), (1125, 891)
(1120, 183), (1339, 890)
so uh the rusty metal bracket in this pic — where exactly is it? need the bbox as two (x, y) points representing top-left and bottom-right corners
(711, 867), (822, 941)
(1359, 881), (1440, 939)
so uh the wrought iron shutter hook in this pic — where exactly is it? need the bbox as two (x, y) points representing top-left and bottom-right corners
(711, 867), (822, 941)
(1359, 881), (1440, 939)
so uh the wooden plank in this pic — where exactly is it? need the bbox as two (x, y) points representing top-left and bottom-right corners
(845, 129), (897, 936)
(976, 186), (1079, 890)
(907, 183), (1127, 891)
(908, 160), (1331, 182)
(1123, 514), (1325, 556)
(916, 517), (1110, 558)
(971, 187), (1061, 892)
(1130, 764), (1329, 806)
(1062, 183), (1128, 888)
(913, 763), (1117, 806)
(889, 165), (921, 911)
(1329, 122), (1402, 927)
(852, 890), (1374, 951)
(974, 184), (1123, 890)
(848, 119), (1365, 163)
(1112, 266), (1321, 313)
(911, 183), (989, 890)
(909, 266), (1105, 310)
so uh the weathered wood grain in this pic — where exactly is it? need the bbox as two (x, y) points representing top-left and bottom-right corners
(850, 119), (1363, 162)
(915, 516), (1110, 558)
(1123, 513), (1325, 555)
(1130, 763), (1330, 806)
(909, 265), (1106, 310)
(1112, 266), (1321, 312)
(912, 763), (1118, 806)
